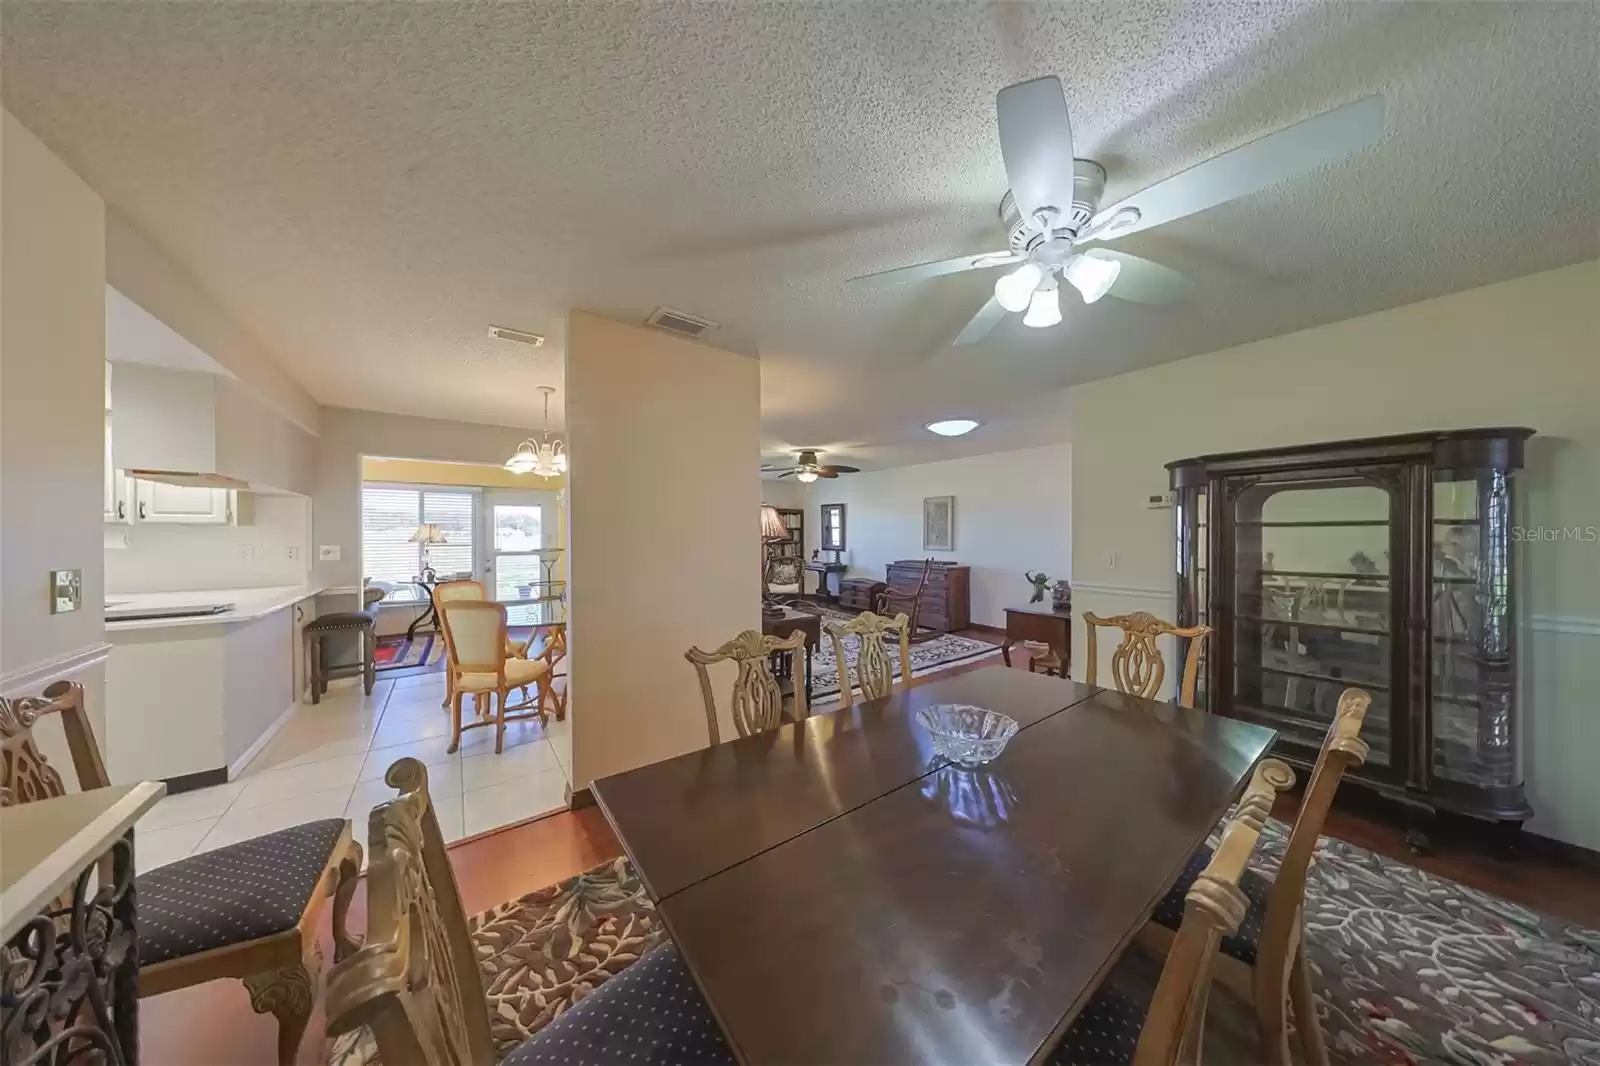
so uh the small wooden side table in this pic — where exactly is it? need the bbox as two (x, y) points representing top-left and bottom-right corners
(762, 608), (820, 704)
(1001, 605), (1074, 675)
(804, 562), (847, 603)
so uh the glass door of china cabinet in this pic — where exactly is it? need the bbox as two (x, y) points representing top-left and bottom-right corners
(1223, 469), (1407, 782)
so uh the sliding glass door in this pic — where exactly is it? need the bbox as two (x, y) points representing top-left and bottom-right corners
(480, 489), (563, 625)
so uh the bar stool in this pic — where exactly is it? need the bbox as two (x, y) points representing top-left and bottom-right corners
(305, 587), (386, 704)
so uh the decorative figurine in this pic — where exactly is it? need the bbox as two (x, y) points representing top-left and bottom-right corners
(1051, 579), (1072, 612)
(1025, 571), (1051, 603)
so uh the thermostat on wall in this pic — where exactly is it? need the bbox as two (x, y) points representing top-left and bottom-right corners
(1146, 491), (1175, 510)
(319, 545), (342, 561)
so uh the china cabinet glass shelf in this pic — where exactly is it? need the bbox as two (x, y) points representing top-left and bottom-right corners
(1169, 428), (1535, 849)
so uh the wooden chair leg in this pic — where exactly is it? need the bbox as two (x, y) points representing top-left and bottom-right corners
(448, 691), (465, 754)
(329, 836), (364, 963)
(362, 626), (376, 695)
(243, 947), (320, 1066)
(1289, 944), (1330, 1066)
(494, 688), (507, 754)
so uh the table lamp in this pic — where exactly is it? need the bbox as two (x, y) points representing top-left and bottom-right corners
(760, 506), (790, 614)
(409, 523), (449, 581)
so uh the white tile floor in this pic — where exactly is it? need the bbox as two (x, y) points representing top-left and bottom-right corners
(134, 671), (572, 872)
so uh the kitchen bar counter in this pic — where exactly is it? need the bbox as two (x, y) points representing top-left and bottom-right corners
(105, 584), (327, 632)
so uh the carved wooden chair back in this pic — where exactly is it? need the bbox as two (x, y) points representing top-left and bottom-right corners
(876, 558), (934, 636)
(765, 555), (804, 591)
(1250, 687), (1370, 1056)
(823, 612), (911, 709)
(1133, 813), (1267, 1066)
(1083, 611), (1212, 706)
(0, 681), (112, 805)
(325, 758), (496, 1066)
(685, 629), (808, 745)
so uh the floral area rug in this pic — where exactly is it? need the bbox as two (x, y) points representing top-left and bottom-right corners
(1246, 818), (1600, 1065)
(469, 855), (666, 1056)
(800, 603), (1000, 701)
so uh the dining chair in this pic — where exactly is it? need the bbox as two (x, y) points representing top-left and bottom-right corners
(1084, 610), (1212, 707)
(466, 761), (1288, 1066)
(438, 599), (552, 754)
(0, 681), (363, 1066)
(822, 611), (911, 709)
(325, 757), (499, 1066)
(1140, 687), (1372, 1066)
(432, 579), (540, 709)
(684, 629), (808, 745)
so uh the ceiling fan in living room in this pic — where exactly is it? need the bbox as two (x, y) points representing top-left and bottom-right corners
(851, 77), (1385, 344)
(762, 450), (861, 483)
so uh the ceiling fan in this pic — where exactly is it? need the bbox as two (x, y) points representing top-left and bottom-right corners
(761, 450), (861, 483)
(851, 78), (1385, 345)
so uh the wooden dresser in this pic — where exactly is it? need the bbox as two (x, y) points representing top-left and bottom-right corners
(886, 560), (970, 633)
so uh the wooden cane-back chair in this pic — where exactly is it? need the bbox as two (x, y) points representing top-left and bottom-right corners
(1140, 688), (1372, 1066)
(875, 558), (936, 643)
(1, 681), (363, 1066)
(823, 611), (911, 709)
(685, 629), (808, 745)
(1084, 611), (1212, 706)
(325, 757), (497, 1066)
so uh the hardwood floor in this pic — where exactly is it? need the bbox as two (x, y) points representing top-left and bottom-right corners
(140, 630), (1597, 1064)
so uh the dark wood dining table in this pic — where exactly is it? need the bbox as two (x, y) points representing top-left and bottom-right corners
(592, 666), (1276, 1065)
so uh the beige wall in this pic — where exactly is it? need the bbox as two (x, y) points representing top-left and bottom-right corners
(782, 444), (1073, 626)
(566, 311), (760, 786)
(1068, 259), (1600, 849)
(0, 109), (109, 747)
(105, 208), (320, 433)
(312, 408), (538, 591)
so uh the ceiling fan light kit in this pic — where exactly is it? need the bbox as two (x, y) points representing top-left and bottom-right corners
(1022, 279), (1063, 328)
(762, 449), (862, 481)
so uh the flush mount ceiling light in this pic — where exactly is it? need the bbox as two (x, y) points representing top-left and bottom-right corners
(504, 385), (567, 477)
(926, 419), (980, 437)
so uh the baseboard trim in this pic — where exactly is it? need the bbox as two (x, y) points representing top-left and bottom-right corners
(228, 701), (299, 779)
(1524, 830), (1600, 873)
(567, 785), (597, 810)
(0, 642), (113, 699)
(165, 766), (229, 795)
(1526, 615), (1600, 637)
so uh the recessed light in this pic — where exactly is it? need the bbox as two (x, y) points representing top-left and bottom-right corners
(926, 419), (980, 437)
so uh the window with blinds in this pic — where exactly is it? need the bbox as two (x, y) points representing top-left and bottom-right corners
(360, 486), (477, 598)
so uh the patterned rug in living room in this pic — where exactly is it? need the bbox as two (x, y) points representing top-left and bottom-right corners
(801, 603), (1001, 702)
(446, 825), (1600, 1064)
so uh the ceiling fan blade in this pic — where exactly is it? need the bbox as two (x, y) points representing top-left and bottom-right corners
(846, 250), (1019, 285)
(819, 465), (861, 475)
(759, 465), (789, 472)
(815, 469), (840, 479)
(952, 296), (1010, 347)
(1085, 95), (1386, 241)
(997, 76), (1077, 225)
(1088, 250), (1193, 304)
(775, 470), (796, 479)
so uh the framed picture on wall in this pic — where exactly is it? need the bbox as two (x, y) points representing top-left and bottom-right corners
(922, 495), (954, 551)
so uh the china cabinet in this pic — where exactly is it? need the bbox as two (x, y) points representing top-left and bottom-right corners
(1168, 428), (1534, 849)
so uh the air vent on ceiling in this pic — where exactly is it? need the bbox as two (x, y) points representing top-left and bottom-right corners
(645, 307), (718, 339)
(488, 325), (545, 347)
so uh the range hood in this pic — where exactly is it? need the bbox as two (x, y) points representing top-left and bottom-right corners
(127, 469), (251, 490)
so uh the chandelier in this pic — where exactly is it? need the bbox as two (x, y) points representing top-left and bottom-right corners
(505, 385), (568, 477)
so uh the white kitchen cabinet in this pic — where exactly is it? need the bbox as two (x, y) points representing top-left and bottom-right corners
(104, 414), (133, 524)
(132, 479), (235, 524)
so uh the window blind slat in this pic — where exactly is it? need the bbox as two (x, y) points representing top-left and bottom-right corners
(361, 486), (478, 595)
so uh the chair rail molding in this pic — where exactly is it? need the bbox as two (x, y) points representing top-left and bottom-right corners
(1525, 615), (1600, 637)
(0, 642), (113, 699)
(1070, 582), (1172, 603)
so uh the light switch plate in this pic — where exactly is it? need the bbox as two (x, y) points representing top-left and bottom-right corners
(50, 569), (83, 614)
(318, 545), (341, 561)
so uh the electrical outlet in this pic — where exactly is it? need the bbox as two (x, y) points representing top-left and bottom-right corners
(241, 546), (256, 563)
(1107, 552), (1118, 570)
(286, 546), (299, 560)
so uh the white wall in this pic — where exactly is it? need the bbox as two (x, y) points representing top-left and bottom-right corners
(311, 407), (536, 592)
(792, 444), (1073, 627)
(105, 493), (311, 593)
(1068, 260), (1600, 851)
(566, 311), (760, 787)
(0, 109), (109, 743)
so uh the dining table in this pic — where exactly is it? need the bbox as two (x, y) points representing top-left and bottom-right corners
(592, 665), (1276, 1065)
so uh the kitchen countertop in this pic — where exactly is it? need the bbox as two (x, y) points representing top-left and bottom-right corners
(104, 584), (328, 633)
